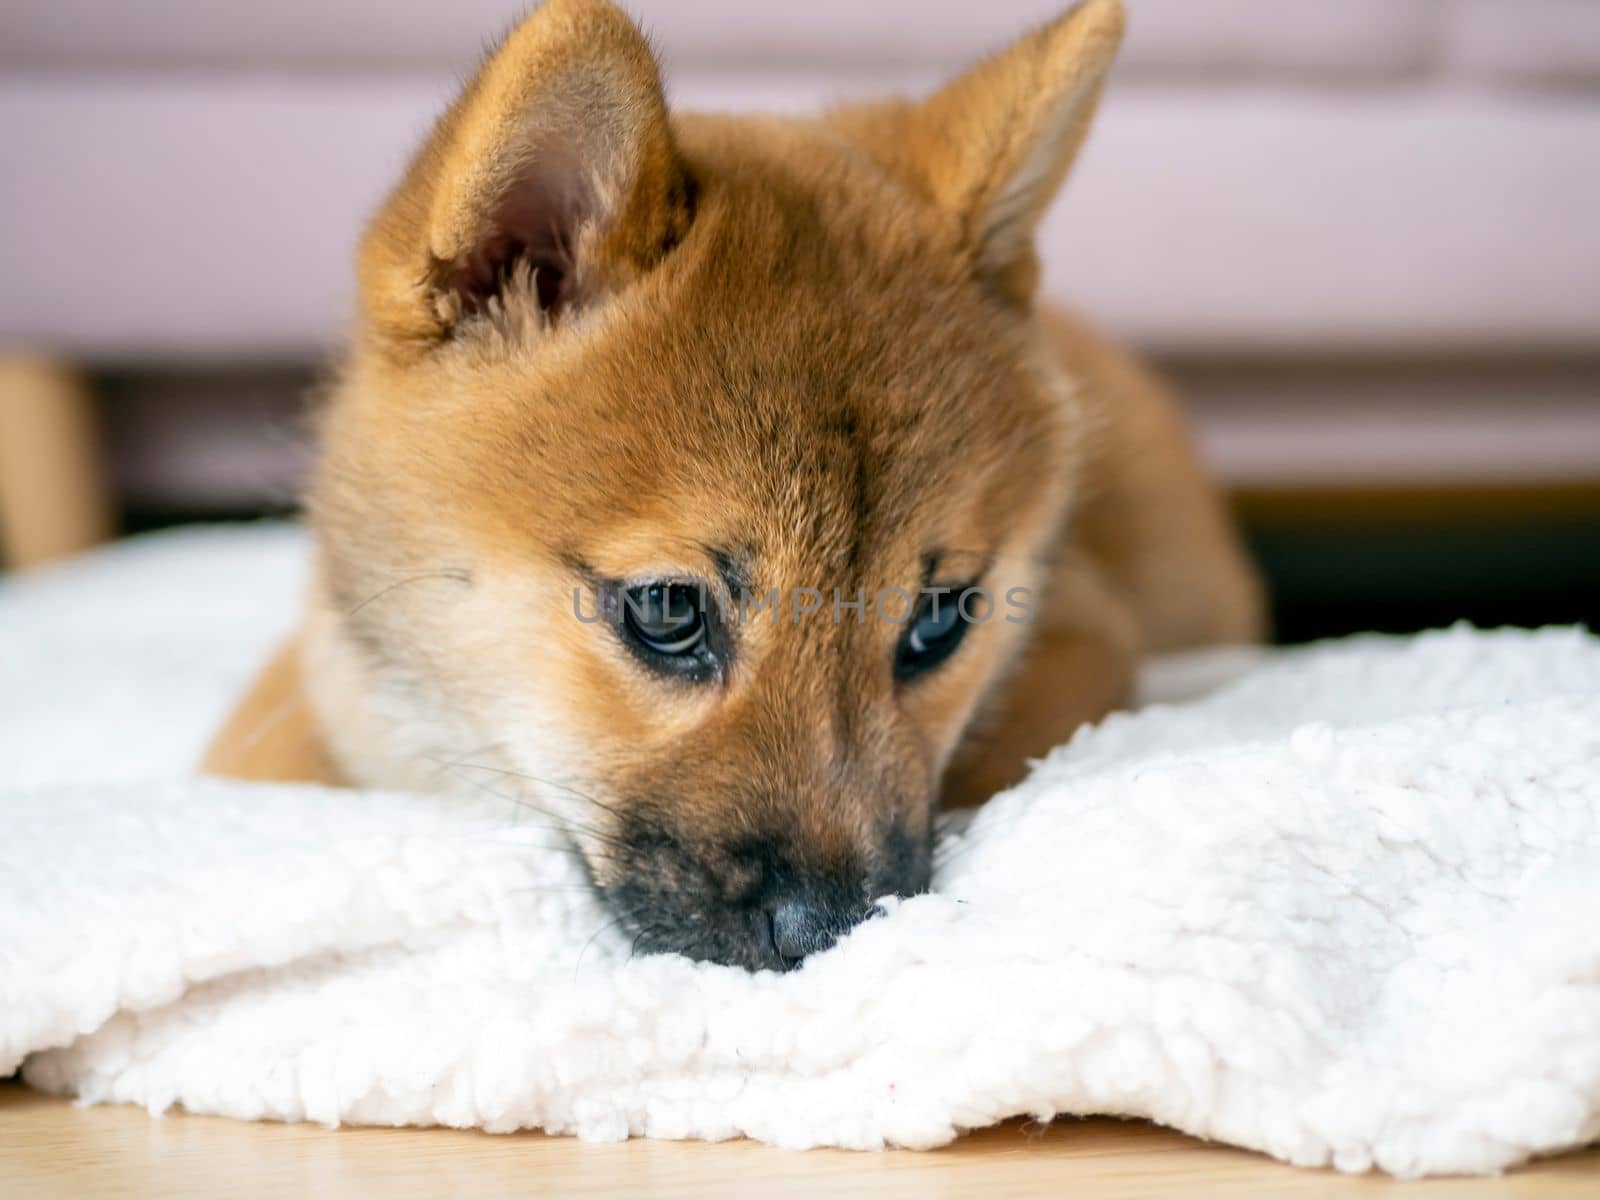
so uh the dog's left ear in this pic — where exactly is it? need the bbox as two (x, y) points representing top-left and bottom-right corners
(834, 0), (1125, 306)
(357, 0), (689, 358)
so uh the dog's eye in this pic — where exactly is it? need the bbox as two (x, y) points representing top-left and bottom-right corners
(895, 588), (977, 681)
(622, 582), (706, 656)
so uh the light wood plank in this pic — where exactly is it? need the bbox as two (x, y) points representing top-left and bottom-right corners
(0, 356), (113, 569)
(2, 1083), (1595, 1198)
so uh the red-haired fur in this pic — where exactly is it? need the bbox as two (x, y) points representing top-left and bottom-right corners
(205, 0), (1262, 969)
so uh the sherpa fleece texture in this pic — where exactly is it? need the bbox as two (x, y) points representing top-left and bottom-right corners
(1, 525), (1597, 1177)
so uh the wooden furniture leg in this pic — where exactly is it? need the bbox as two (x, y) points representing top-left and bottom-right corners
(0, 356), (114, 569)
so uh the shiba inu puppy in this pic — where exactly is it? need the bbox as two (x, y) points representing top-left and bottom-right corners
(204, 0), (1262, 969)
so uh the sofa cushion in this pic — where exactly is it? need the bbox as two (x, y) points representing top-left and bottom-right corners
(1443, 0), (1600, 85)
(3, 73), (1596, 360)
(0, 0), (1436, 79)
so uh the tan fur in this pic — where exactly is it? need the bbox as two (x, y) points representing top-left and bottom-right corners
(204, 0), (1262, 968)
(198, 634), (339, 784)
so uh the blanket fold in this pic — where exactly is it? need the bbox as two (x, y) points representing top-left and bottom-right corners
(2, 526), (1596, 1177)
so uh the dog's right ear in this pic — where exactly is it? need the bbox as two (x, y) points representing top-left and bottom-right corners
(358, 0), (689, 358)
(832, 0), (1124, 309)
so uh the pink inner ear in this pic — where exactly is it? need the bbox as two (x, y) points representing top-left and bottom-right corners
(449, 151), (593, 320)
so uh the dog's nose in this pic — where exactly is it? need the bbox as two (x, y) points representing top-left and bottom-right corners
(766, 895), (860, 965)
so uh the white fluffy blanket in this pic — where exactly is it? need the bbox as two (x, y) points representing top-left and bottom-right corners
(2, 525), (1597, 1178)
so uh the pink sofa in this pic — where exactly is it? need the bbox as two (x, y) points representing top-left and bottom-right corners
(2, 1), (1597, 495)
(5, 0), (1600, 361)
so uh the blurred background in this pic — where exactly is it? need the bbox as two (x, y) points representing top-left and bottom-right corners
(1, 0), (1597, 640)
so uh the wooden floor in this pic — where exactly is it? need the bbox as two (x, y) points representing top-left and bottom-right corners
(2, 1083), (1595, 1198)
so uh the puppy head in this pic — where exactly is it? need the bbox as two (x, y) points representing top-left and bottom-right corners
(307, 0), (1125, 969)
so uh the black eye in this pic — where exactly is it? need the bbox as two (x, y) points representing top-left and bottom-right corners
(895, 587), (977, 681)
(621, 582), (706, 657)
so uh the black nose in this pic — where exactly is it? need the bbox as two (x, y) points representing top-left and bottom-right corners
(767, 896), (862, 965)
